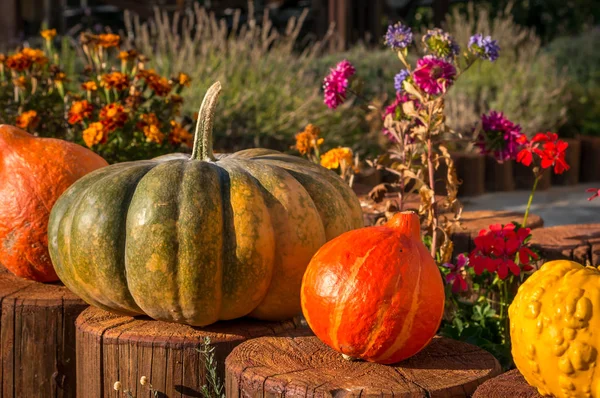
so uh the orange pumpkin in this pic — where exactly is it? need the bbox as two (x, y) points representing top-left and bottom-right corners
(0, 125), (108, 282)
(301, 211), (445, 364)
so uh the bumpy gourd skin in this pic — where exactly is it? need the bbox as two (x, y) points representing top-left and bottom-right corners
(510, 260), (600, 398)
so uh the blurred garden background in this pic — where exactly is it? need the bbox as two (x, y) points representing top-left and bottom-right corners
(1, 0), (599, 215)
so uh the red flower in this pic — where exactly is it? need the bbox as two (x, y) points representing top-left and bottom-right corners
(587, 188), (600, 201)
(516, 132), (570, 175)
(469, 223), (537, 280)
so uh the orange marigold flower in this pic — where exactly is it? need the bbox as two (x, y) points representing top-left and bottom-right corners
(81, 81), (98, 91)
(176, 72), (191, 87)
(169, 120), (192, 146)
(16, 110), (39, 130)
(6, 53), (32, 71)
(41, 29), (57, 41)
(138, 113), (160, 127)
(118, 49), (138, 62)
(13, 76), (27, 88)
(99, 103), (128, 131)
(148, 76), (172, 96)
(97, 33), (120, 48)
(21, 48), (48, 65)
(143, 124), (165, 144)
(68, 100), (93, 124)
(101, 72), (129, 91)
(138, 69), (172, 96)
(0, 54), (6, 63)
(83, 122), (108, 148)
(294, 124), (324, 155)
(320, 147), (353, 170)
(53, 72), (67, 82)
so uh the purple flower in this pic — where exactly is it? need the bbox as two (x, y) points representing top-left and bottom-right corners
(394, 69), (410, 92)
(412, 56), (456, 96)
(422, 28), (460, 59)
(468, 34), (500, 62)
(323, 60), (356, 109)
(477, 111), (524, 161)
(384, 23), (413, 50)
(443, 254), (469, 293)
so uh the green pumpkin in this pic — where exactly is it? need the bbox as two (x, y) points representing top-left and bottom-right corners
(48, 82), (363, 326)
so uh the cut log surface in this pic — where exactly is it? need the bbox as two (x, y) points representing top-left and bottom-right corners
(225, 329), (502, 397)
(530, 223), (600, 265)
(76, 306), (302, 398)
(451, 210), (544, 255)
(0, 272), (87, 398)
(472, 369), (541, 398)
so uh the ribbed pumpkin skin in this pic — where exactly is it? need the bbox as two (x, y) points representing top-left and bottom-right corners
(301, 212), (445, 364)
(0, 125), (108, 282)
(48, 149), (363, 326)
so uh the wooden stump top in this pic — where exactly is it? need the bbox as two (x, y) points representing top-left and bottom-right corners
(0, 272), (87, 398)
(76, 306), (302, 397)
(0, 271), (84, 305)
(530, 223), (600, 265)
(473, 369), (541, 398)
(225, 330), (501, 397)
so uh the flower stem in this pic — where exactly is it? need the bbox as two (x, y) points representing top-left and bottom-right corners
(427, 138), (438, 258)
(522, 174), (541, 227)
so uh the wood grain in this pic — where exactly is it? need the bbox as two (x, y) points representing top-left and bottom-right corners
(76, 306), (302, 397)
(451, 210), (544, 255)
(0, 273), (87, 398)
(530, 223), (600, 266)
(225, 329), (502, 397)
(472, 369), (541, 398)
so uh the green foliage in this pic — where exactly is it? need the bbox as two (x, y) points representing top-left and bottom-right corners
(125, 5), (368, 154)
(547, 29), (600, 136)
(443, 3), (569, 137)
(196, 337), (225, 398)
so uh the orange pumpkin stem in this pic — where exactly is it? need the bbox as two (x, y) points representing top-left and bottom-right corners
(385, 211), (421, 240)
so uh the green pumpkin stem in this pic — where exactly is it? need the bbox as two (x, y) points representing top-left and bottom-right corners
(191, 81), (222, 161)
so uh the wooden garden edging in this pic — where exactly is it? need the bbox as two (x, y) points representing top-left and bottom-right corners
(530, 223), (600, 265)
(76, 306), (302, 397)
(0, 273), (87, 398)
(451, 210), (544, 255)
(472, 369), (541, 397)
(225, 329), (501, 397)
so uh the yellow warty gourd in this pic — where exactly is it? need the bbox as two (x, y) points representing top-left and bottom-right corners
(509, 260), (599, 398)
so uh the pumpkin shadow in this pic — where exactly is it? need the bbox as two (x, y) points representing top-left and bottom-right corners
(395, 336), (498, 372)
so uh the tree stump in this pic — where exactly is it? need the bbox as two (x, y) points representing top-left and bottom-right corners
(451, 210), (544, 255)
(0, 273), (87, 398)
(552, 137), (581, 186)
(485, 157), (515, 192)
(472, 369), (541, 398)
(76, 306), (302, 397)
(225, 329), (501, 397)
(530, 223), (600, 265)
(579, 135), (600, 182)
(514, 162), (552, 190)
(454, 152), (486, 197)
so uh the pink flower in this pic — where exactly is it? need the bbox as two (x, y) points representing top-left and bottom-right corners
(477, 111), (524, 162)
(323, 60), (356, 109)
(443, 253), (469, 293)
(412, 56), (456, 96)
(586, 188), (600, 201)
